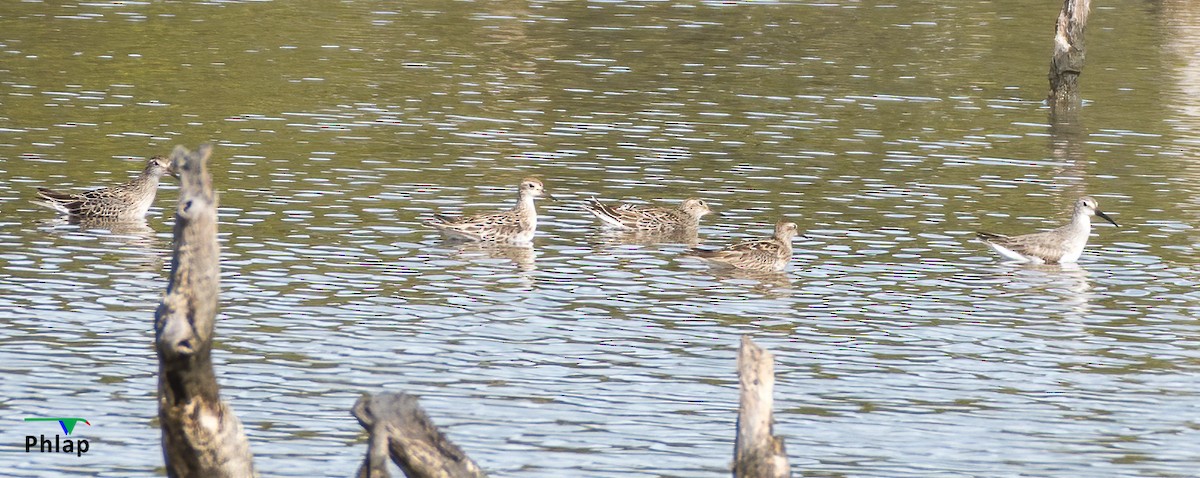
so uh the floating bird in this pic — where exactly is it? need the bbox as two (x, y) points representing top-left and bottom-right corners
(583, 197), (714, 231)
(426, 177), (554, 244)
(33, 156), (175, 220)
(976, 196), (1119, 264)
(691, 220), (800, 271)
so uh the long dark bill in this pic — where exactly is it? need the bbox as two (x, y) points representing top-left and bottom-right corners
(1096, 210), (1119, 227)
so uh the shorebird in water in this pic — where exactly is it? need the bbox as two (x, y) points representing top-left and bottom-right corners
(583, 197), (714, 231)
(426, 177), (555, 244)
(33, 156), (176, 220)
(976, 196), (1119, 264)
(690, 220), (800, 271)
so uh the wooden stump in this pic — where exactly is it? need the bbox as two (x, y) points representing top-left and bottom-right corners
(155, 144), (255, 478)
(733, 336), (789, 478)
(1047, 0), (1091, 111)
(353, 393), (487, 478)
(149, 144), (792, 478)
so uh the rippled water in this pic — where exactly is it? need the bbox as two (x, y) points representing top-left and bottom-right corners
(3, 1), (1200, 476)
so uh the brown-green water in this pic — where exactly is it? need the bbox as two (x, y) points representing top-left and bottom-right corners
(3, 1), (1200, 476)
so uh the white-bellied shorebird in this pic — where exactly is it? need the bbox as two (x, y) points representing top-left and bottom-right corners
(690, 220), (800, 271)
(426, 177), (554, 244)
(33, 156), (176, 220)
(976, 196), (1119, 264)
(583, 197), (714, 231)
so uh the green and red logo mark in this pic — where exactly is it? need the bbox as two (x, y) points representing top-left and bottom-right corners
(24, 417), (90, 435)
(24, 417), (91, 457)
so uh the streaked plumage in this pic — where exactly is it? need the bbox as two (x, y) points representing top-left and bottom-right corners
(976, 196), (1119, 264)
(691, 220), (800, 271)
(426, 177), (553, 244)
(33, 156), (175, 220)
(583, 197), (713, 231)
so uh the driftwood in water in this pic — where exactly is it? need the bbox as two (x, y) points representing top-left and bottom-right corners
(154, 144), (255, 478)
(733, 336), (789, 478)
(353, 393), (487, 478)
(147, 144), (791, 478)
(1047, 0), (1092, 111)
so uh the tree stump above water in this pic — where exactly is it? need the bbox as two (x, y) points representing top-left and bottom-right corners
(148, 145), (795, 478)
(734, 336), (790, 478)
(353, 393), (487, 478)
(154, 144), (256, 478)
(1048, 0), (1091, 112)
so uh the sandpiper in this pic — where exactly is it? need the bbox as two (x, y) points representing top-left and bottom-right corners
(33, 156), (176, 220)
(976, 196), (1119, 264)
(426, 177), (554, 244)
(690, 220), (800, 271)
(583, 197), (714, 231)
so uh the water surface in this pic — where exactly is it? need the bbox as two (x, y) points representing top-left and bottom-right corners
(2, 1), (1199, 476)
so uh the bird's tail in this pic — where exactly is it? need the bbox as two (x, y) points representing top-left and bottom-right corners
(32, 188), (74, 214)
(582, 197), (607, 215)
(583, 197), (629, 229)
(975, 231), (1005, 242)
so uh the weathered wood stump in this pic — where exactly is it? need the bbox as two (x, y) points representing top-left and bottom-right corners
(733, 336), (789, 478)
(353, 393), (487, 478)
(148, 144), (792, 478)
(1048, 0), (1091, 112)
(154, 144), (255, 478)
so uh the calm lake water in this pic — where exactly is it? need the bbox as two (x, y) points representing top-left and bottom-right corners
(3, 1), (1200, 476)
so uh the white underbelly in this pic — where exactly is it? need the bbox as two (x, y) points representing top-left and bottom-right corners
(986, 242), (1043, 264)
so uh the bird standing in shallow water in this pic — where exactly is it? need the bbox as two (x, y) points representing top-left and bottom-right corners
(33, 156), (176, 220)
(976, 196), (1119, 264)
(583, 197), (714, 231)
(425, 177), (554, 244)
(691, 220), (800, 271)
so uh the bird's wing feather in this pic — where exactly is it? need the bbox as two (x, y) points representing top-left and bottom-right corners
(583, 199), (632, 228)
(692, 239), (781, 269)
(36, 187), (80, 201)
(978, 230), (1065, 263)
(430, 210), (523, 240)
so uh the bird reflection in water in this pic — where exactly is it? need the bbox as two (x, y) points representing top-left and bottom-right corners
(453, 242), (536, 272)
(1035, 262), (1091, 295)
(594, 227), (701, 247)
(708, 268), (794, 295)
(38, 217), (166, 272)
(998, 261), (1093, 323)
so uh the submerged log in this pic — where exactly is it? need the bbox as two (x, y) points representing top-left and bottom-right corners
(154, 144), (255, 478)
(733, 336), (789, 478)
(1047, 0), (1092, 111)
(353, 393), (486, 478)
